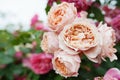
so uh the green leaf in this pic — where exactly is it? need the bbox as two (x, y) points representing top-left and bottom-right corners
(54, 75), (64, 80)
(20, 47), (31, 53)
(5, 47), (15, 56)
(45, 5), (51, 14)
(116, 0), (120, 7)
(115, 43), (120, 53)
(95, 0), (101, 4)
(12, 65), (24, 75)
(0, 53), (14, 64)
(87, 6), (104, 21)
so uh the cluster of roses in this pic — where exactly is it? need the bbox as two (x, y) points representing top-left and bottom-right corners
(41, 2), (117, 78)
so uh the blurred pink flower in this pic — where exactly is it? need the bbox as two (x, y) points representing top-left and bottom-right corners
(47, 0), (57, 6)
(94, 68), (120, 80)
(103, 68), (120, 80)
(31, 14), (51, 31)
(102, 5), (120, 26)
(111, 14), (120, 42)
(0, 65), (6, 69)
(31, 14), (39, 26)
(61, 0), (92, 12)
(15, 76), (26, 80)
(15, 51), (23, 59)
(23, 53), (53, 74)
(34, 23), (51, 31)
(32, 41), (37, 48)
(103, 6), (120, 18)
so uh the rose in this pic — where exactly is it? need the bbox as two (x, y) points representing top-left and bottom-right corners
(111, 14), (120, 42)
(84, 23), (117, 63)
(48, 2), (77, 33)
(34, 23), (51, 31)
(31, 14), (38, 26)
(41, 32), (59, 54)
(61, 0), (92, 12)
(14, 51), (23, 59)
(14, 76), (26, 80)
(59, 18), (100, 55)
(94, 68), (120, 80)
(23, 53), (53, 74)
(103, 68), (120, 80)
(98, 23), (117, 61)
(52, 50), (81, 78)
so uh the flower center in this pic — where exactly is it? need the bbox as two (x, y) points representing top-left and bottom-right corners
(64, 24), (95, 50)
(55, 58), (68, 75)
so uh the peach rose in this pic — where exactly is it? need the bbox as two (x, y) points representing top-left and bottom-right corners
(83, 32), (103, 63)
(52, 50), (81, 78)
(84, 23), (117, 63)
(48, 2), (77, 33)
(59, 18), (100, 54)
(41, 32), (59, 54)
(98, 23), (117, 61)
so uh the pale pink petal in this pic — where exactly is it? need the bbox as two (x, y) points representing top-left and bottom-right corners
(52, 50), (81, 78)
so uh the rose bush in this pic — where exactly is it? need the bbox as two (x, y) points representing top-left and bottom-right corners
(0, 0), (120, 80)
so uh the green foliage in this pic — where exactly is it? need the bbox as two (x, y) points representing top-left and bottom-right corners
(116, 0), (120, 7)
(0, 29), (43, 79)
(45, 5), (51, 14)
(87, 6), (104, 22)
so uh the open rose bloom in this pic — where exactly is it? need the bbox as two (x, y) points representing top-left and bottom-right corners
(40, 2), (118, 78)
(23, 53), (53, 74)
(52, 50), (81, 78)
(48, 2), (77, 33)
(59, 18), (100, 53)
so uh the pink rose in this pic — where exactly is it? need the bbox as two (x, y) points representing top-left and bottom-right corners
(23, 53), (53, 74)
(85, 23), (117, 63)
(111, 14), (120, 42)
(59, 18), (100, 55)
(94, 68), (120, 80)
(98, 23), (117, 62)
(48, 2), (77, 33)
(103, 68), (120, 80)
(32, 41), (37, 48)
(15, 76), (26, 80)
(15, 51), (23, 59)
(31, 14), (39, 26)
(31, 14), (51, 31)
(61, 0), (92, 12)
(52, 50), (81, 78)
(34, 23), (51, 31)
(41, 32), (59, 54)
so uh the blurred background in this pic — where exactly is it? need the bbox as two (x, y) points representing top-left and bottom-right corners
(0, 0), (47, 31)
